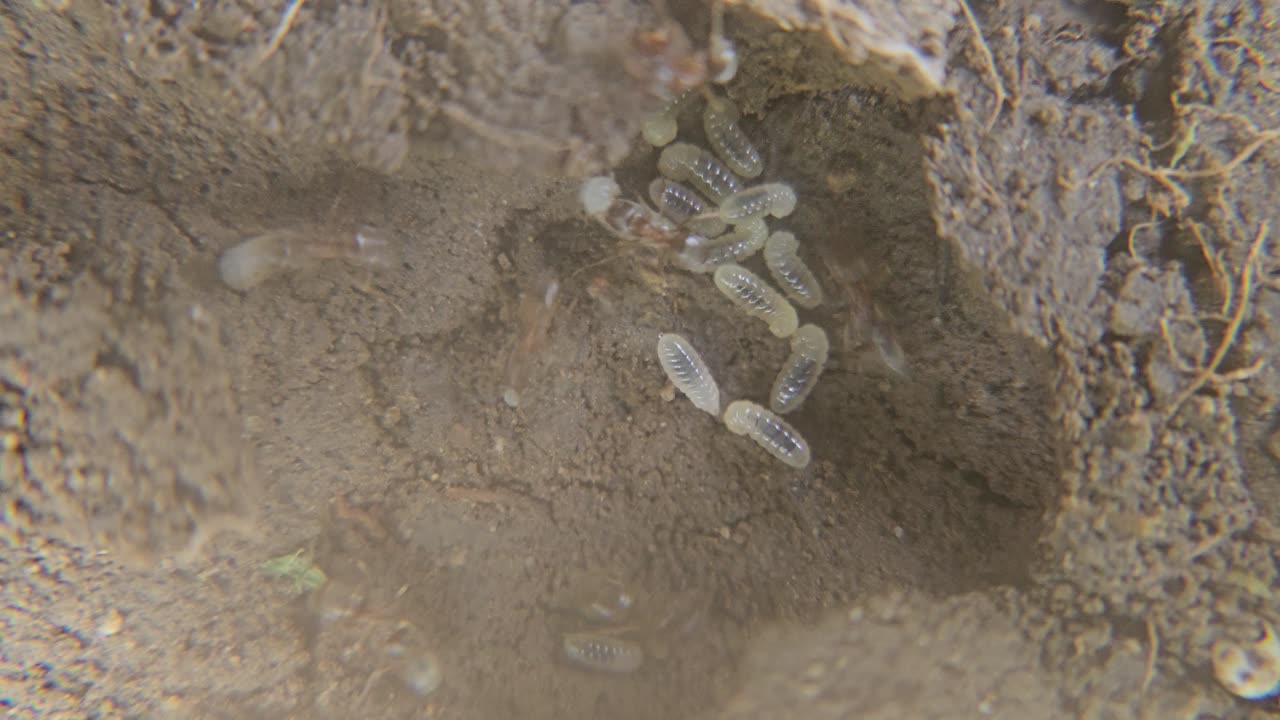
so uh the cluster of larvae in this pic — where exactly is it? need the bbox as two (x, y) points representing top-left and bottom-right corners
(584, 91), (829, 469)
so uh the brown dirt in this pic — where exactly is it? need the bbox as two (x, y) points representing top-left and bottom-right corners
(2, 0), (1279, 718)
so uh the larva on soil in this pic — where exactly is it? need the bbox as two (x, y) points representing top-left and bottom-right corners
(656, 333), (721, 416)
(649, 178), (727, 237)
(764, 231), (824, 309)
(770, 325), (829, 414)
(703, 94), (762, 178)
(563, 632), (644, 673)
(712, 264), (799, 338)
(723, 400), (811, 469)
(717, 183), (797, 224)
(218, 226), (394, 291)
(641, 90), (696, 147)
(679, 218), (768, 272)
(658, 142), (743, 201)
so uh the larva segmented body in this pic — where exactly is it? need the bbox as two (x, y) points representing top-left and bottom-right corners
(658, 142), (743, 202)
(641, 90), (696, 147)
(679, 218), (768, 273)
(717, 183), (797, 224)
(712, 264), (799, 338)
(723, 400), (811, 469)
(770, 325), (829, 414)
(579, 176), (621, 215)
(656, 333), (720, 416)
(649, 178), (727, 237)
(703, 95), (762, 178)
(563, 632), (644, 673)
(763, 231), (824, 309)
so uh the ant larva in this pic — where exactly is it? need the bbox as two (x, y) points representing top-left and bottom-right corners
(218, 225), (395, 292)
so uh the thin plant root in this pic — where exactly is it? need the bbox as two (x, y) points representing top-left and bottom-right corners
(1166, 220), (1272, 418)
(259, 0), (306, 65)
(1187, 220), (1234, 315)
(439, 102), (570, 155)
(1065, 122), (1280, 217)
(1125, 216), (1159, 260)
(1211, 37), (1280, 94)
(1142, 617), (1158, 694)
(957, 0), (1005, 133)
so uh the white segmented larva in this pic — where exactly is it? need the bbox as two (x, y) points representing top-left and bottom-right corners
(678, 218), (768, 273)
(641, 90), (696, 147)
(649, 178), (727, 237)
(723, 400), (811, 469)
(712, 264), (799, 338)
(703, 95), (762, 179)
(1213, 619), (1280, 700)
(563, 632), (644, 673)
(656, 333), (721, 416)
(657, 142), (743, 202)
(580, 176), (621, 215)
(717, 183), (797, 224)
(770, 325), (829, 414)
(763, 231), (824, 309)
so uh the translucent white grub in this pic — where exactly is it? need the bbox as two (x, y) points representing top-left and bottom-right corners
(770, 325), (829, 414)
(717, 183), (797, 224)
(763, 231), (824, 309)
(502, 279), (560, 408)
(563, 632), (644, 673)
(1213, 618), (1280, 700)
(649, 178), (727, 237)
(703, 94), (762, 178)
(641, 90), (696, 147)
(657, 142), (743, 202)
(712, 264), (799, 338)
(218, 226), (395, 292)
(656, 333), (720, 416)
(580, 176), (621, 216)
(678, 218), (768, 273)
(723, 400), (811, 469)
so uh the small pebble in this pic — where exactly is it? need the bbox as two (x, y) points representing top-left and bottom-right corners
(98, 609), (124, 637)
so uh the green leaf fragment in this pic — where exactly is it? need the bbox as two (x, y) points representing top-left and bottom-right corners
(262, 549), (328, 593)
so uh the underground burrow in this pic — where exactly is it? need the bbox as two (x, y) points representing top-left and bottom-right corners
(336, 86), (1067, 719)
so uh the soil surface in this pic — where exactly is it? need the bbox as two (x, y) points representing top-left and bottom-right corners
(3, 0), (1280, 718)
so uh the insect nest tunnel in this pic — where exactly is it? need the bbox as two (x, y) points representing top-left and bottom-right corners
(6, 0), (1280, 717)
